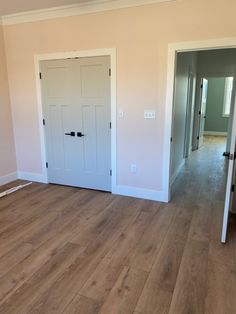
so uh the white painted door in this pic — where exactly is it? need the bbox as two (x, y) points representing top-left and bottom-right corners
(198, 78), (208, 148)
(184, 71), (194, 158)
(41, 56), (111, 191)
(221, 100), (236, 243)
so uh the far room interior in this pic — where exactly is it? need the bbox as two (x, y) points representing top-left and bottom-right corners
(1, 0), (236, 313)
(171, 49), (236, 216)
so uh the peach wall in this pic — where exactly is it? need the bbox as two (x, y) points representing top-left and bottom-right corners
(0, 25), (16, 178)
(3, 0), (236, 191)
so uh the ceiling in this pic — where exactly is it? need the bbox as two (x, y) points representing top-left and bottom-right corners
(0, 0), (99, 15)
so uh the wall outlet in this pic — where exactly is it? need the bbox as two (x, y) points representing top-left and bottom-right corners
(131, 163), (137, 173)
(144, 110), (156, 119)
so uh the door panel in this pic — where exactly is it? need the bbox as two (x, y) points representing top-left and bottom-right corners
(41, 56), (111, 191)
(75, 57), (111, 190)
(221, 95), (236, 242)
(81, 64), (104, 97)
(198, 78), (208, 148)
(184, 71), (194, 158)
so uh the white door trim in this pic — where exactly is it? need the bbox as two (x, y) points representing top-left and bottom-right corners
(164, 37), (236, 201)
(34, 48), (117, 192)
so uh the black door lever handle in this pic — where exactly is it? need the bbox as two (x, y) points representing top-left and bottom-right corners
(77, 132), (85, 137)
(223, 152), (230, 157)
(223, 152), (236, 160)
(65, 132), (75, 136)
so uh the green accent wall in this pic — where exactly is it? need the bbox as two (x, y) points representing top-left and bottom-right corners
(205, 77), (229, 133)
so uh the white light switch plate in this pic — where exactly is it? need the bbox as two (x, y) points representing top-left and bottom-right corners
(119, 111), (124, 118)
(144, 110), (156, 119)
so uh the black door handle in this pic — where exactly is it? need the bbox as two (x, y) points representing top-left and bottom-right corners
(65, 132), (75, 137)
(223, 152), (236, 160)
(223, 152), (230, 158)
(77, 132), (85, 137)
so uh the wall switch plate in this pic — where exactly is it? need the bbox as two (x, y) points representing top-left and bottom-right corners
(119, 111), (124, 118)
(144, 110), (156, 119)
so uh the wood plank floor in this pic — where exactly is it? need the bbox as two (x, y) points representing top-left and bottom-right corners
(0, 136), (236, 313)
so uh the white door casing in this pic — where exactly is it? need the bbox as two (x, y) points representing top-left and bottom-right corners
(165, 39), (236, 242)
(165, 39), (236, 201)
(35, 49), (117, 192)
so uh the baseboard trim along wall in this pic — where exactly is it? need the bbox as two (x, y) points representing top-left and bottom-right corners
(0, 172), (18, 186)
(204, 131), (227, 136)
(113, 185), (167, 202)
(17, 171), (48, 184)
(0, 172), (168, 202)
(171, 159), (185, 186)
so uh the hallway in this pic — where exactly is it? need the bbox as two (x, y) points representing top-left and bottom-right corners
(172, 135), (228, 205)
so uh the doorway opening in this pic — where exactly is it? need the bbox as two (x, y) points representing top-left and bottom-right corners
(169, 48), (236, 243)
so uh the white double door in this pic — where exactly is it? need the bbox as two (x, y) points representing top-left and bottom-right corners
(41, 56), (111, 191)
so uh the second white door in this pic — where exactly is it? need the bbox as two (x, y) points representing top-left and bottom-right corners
(198, 78), (208, 148)
(41, 56), (111, 191)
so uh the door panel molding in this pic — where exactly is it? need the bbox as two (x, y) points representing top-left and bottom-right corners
(34, 48), (117, 192)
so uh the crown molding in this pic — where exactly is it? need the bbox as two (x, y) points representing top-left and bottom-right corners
(1, 0), (174, 26)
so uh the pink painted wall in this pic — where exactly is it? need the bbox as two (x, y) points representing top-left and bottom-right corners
(3, 0), (236, 191)
(0, 26), (16, 177)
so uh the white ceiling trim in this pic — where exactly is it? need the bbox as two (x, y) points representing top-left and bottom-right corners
(1, 0), (175, 25)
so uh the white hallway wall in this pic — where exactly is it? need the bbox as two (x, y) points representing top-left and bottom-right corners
(171, 52), (197, 183)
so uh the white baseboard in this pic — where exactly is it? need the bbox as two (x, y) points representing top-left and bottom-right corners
(0, 172), (18, 186)
(18, 171), (48, 183)
(204, 131), (227, 136)
(1, 170), (168, 202)
(0, 171), (168, 202)
(171, 159), (185, 186)
(113, 185), (167, 203)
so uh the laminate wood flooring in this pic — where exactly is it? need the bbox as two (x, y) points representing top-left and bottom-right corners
(0, 136), (236, 313)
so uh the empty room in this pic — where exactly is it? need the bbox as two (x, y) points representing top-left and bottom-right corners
(1, 0), (236, 313)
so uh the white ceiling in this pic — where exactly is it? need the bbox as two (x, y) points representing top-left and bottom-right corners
(0, 0), (98, 15)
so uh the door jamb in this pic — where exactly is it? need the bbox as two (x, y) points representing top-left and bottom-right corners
(34, 48), (117, 192)
(196, 77), (208, 150)
(164, 38), (236, 202)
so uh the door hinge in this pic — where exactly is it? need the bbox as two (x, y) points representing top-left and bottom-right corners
(201, 84), (203, 89)
(170, 137), (173, 143)
(231, 184), (235, 192)
(109, 68), (111, 77)
(43, 119), (45, 126)
(46, 162), (48, 169)
(39, 72), (42, 79)
(197, 136), (199, 140)
(110, 122), (112, 129)
(110, 169), (112, 176)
